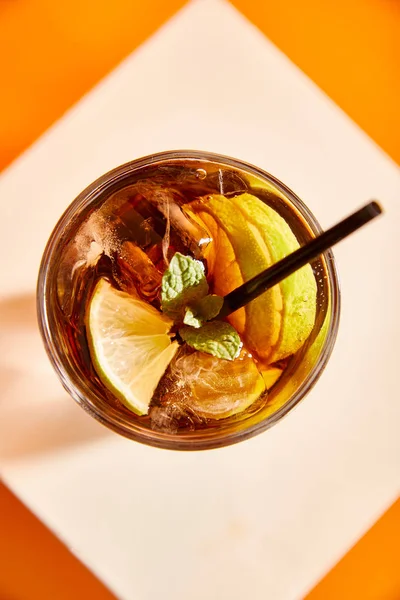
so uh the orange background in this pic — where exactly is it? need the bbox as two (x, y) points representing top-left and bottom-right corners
(1, 0), (399, 171)
(1, 1), (399, 598)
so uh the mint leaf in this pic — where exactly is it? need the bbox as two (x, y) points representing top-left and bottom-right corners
(194, 294), (224, 321)
(179, 321), (242, 360)
(183, 294), (224, 328)
(183, 306), (203, 328)
(161, 253), (208, 319)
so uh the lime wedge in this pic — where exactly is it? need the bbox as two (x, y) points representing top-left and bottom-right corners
(86, 278), (178, 415)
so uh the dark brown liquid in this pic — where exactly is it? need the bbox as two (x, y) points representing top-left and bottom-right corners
(53, 159), (329, 432)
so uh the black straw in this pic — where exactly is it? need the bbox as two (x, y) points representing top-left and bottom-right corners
(218, 201), (382, 319)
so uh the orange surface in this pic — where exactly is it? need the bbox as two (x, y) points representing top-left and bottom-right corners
(231, 0), (400, 164)
(305, 498), (400, 600)
(0, 0), (399, 171)
(0, 0), (187, 171)
(1, 1), (399, 599)
(0, 483), (117, 600)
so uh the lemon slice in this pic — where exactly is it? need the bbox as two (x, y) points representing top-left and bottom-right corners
(86, 278), (179, 415)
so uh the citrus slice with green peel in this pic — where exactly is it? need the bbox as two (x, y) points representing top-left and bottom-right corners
(184, 195), (282, 355)
(185, 193), (316, 363)
(231, 193), (317, 363)
(86, 278), (178, 415)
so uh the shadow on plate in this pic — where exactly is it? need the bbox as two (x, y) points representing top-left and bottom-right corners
(0, 293), (113, 462)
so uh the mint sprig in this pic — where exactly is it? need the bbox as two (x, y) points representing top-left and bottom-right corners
(183, 294), (224, 328)
(161, 252), (241, 360)
(161, 252), (208, 319)
(179, 322), (242, 361)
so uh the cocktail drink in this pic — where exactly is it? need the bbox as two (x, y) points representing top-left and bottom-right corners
(37, 151), (340, 449)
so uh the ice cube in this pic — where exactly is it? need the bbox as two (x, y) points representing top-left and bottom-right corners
(114, 241), (162, 302)
(150, 401), (204, 433)
(78, 208), (120, 259)
(133, 182), (212, 261)
(156, 347), (266, 421)
(57, 205), (120, 315)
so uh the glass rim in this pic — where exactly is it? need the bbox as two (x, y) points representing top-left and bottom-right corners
(37, 150), (341, 451)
